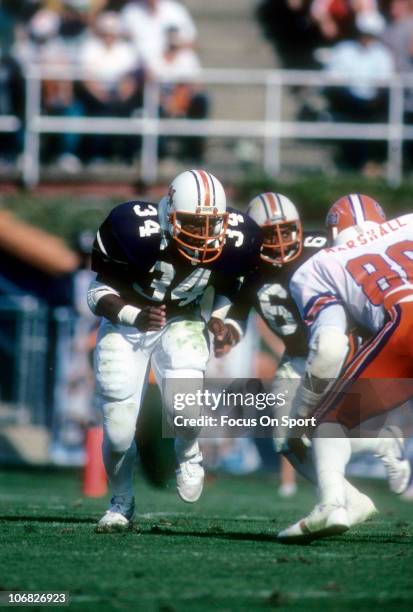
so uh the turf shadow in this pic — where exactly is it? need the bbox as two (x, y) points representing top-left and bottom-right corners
(0, 515), (96, 524)
(136, 525), (303, 544)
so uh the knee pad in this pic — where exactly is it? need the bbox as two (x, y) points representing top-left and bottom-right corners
(307, 327), (349, 380)
(95, 331), (138, 401)
(160, 321), (209, 371)
(102, 399), (138, 453)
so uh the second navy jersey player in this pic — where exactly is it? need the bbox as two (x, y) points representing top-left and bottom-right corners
(227, 230), (327, 357)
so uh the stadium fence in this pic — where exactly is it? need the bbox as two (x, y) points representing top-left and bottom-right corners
(1, 66), (413, 186)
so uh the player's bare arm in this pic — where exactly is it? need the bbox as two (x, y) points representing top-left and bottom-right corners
(94, 293), (166, 332)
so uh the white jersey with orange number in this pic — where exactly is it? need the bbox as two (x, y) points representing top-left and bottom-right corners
(290, 213), (413, 335)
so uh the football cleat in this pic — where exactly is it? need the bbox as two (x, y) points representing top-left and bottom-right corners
(176, 452), (205, 503)
(97, 495), (135, 531)
(346, 491), (378, 527)
(376, 426), (411, 495)
(277, 503), (350, 544)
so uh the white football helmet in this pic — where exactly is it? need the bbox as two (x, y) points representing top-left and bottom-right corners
(326, 194), (386, 246)
(247, 192), (302, 265)
(160, 169), (228, 264)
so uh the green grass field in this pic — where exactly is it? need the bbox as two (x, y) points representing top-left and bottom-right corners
(0, 469), (412, 611)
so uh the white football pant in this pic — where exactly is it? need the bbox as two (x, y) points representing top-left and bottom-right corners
(272, 356), (306, 452)
(94, 318), (209, 499)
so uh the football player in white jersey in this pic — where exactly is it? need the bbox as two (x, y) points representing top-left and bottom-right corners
(222, 193), (401, 525)
(87, 169), (262, 530)
(278, 194), (412, 542)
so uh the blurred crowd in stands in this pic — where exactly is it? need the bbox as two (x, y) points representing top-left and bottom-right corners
(2, 1), (413, 174)
(0, 0), (208, 168)
(258, 0), (413, 173)
(258, 1), (413, 70)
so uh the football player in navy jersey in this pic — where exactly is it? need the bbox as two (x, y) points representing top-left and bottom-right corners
(221, 192), (327, 409)
(87, 169), (262, 529)
(208, 193), (331, 484)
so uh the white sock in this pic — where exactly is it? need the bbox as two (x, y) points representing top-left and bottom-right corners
(175, 438), (200, 462)
(103, 438), (136, 500)
(350, 438), (385, 455)
(313, 425), (351, 507)
(283, 438), (364, 505)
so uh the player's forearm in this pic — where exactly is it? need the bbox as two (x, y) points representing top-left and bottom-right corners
(223, 294), (252, 338)
(222, 272), (257, 337)
(87, 278), (167, 331)
(256, 315), (285, 362)
(211, 268), (248, 320)
(87, 279), (140, 325)
(96, 295), (142, 326)
(208, 289), (247, 357)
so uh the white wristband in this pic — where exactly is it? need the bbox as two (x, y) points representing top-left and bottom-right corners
(117, 305), (141, 326)
(211, 304), (231, 320)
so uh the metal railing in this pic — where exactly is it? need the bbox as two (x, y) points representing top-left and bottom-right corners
(3, 65), (413, 186)
(0, 272), (94, 430)
(0, 292), (48, 426)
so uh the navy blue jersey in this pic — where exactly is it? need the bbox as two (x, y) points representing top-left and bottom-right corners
(227, 231), (328, 357)
(92, 200), (262, 319)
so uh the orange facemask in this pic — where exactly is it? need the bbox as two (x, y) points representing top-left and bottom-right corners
(260, 220), (303, 265)
(169, 211), (229, 264)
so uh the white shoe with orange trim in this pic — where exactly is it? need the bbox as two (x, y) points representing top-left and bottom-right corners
(277, 503), (350, 544)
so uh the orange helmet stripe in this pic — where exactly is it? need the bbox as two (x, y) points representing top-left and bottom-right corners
(198, 170), (211, 207)
(207, 171), (216, 207)
(267, 192), (278, 216)
(260, 192), (280, 221)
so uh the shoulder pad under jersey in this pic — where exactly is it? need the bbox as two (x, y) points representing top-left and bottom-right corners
(92, 200), (162, 272)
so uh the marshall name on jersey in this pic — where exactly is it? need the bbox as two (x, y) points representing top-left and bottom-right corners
(227, 231), (327, 357)
(92, 200), (262, 319)
(290, 214), (413, 336)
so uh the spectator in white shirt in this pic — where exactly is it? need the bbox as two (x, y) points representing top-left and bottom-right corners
(147, 30), (201, 83)
(80, 11), (138, 104)
(325, 12), (393, 103)
(121, 0), (197, 66)
(324, 11), (395, 172)
(147, 26), (208, 163)
(12, 7), (84, 170)
(78, 11), (144, 160)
